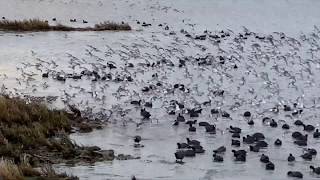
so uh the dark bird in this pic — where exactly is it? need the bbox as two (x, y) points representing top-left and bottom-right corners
(306, 148), (317, 156)
(186, 138), (200, 146)
(130, 100), (141, 106)
(301, 152), (312, 160)
(174, 151), (184, 163)
(310, 166), (320, 175)
(294, 120), (304, 126)
(183, 149), (196, 157)
(134, 136), (141, 145)
(231, 139), (240, 147)
(288, 154), (295, 162)
(229, 126), (241, 133)
(83, 20), (88, 23)
(303, 124), (315, 132)
(252, 132), (265, 141)
(140, 108), (151, 119)
(232, 150), (247, 157)
(274, 139), (282, 146)
(42, 72), (49, 78)
(234, 154), (246, 162)
(205, 124), (216, 133)
(213, 153), (223, 162)
(177, 113), (185, 122)
(199, 121), (210, 126)
(188, 124), (196, 132)
(232, 133), (240, 138)
(294, 140), (307, 146)
(144, 102), (152, 108)
(313, 129), (320, 138)
(52, 18), (56, 21)
(265, 162), (275, 170)
(213, 146), (226, 154)
(173, 120), (179, 126)
(248, 119), (254, 125)
(186, 120), (197, 125)
(270, 119), (278, 127)
(177, 143), (189, 149)
(260, 154), (269, 163)
(249, 145), (260, 152)
(282, 123), (290, 129)
(243, 135), (255, 144)
(243, 111), (251, 117)
(255, 140), (268, 148)
(287, 171), (303, 178)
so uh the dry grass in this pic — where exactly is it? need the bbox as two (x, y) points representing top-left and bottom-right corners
(0, 159), (24, 180)
(94, 21), (131, 31)
(0, 19), (132, 32)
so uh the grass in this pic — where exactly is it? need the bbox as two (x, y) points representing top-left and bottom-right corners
(0, 96), (108, 179)
(0, 19), (132, 32)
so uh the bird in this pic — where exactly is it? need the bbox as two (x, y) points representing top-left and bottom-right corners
(177, 113), (185, 122)
(186, 120), (197, 125)
(83, 20), (88, 23)
(231, 139), (240, 147)
(205, 124), (216, 133)
(252, 132), (265, 141)
(213, 153), (223, 162)
(134, 136), (141, 145)
(174, 151), (184, 163)
(282, 123), (290, 129)
(303, 124), (315, 132)
(186, 138), (200, 146)
(243, 111), (251, 117)
(52, 18), (56, 21)
(188, 124), (196, 132)
(140, 108), (151, 119)
(287, 171), (303, 178)
(294, 120), (304, 126)
(294, 140), (307, 146)
(288, 154), (295, 162)
(274, 139), (282, 146)
(177, 143), (189, 149)
(313, 129), (320, 138)
(42, 72), (49, 78)
(213, 146), (226, 154)
(229, 126), (241, 133)
(249, 145), (260, 152)
(243, 135), (255, 144)
(260, 154), (269, 163)
(265, 162), (275, 170)
(199, 121), (210, 127)
(248, 119), (254, 125)
(301, 152), (312, 160)
(310, 166), (320, 175)
(130, 100), (141, 105)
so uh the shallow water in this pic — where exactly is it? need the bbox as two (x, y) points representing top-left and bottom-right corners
(1, 0), (320, 179)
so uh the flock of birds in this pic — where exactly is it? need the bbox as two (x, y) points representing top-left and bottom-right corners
(4, 15), (320, 179)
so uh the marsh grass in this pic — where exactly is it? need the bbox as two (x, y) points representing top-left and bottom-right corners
(0, 96), (89, 179)
(0, 19), (132, 31)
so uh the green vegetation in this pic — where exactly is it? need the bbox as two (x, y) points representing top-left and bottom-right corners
(0, 96), (112, 179)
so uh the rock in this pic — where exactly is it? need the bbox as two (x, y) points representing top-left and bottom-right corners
(86, 146), (101, 152)
(78, 123), (93, 133)
(99, 150), (115, 161)
(116, 154), (140, 160)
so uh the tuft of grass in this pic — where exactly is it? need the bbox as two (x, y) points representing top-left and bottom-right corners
(0, 19), (132, 32)
(0, 19), (50, 31)
(94, 21), (132, 31)
(0, 159), (24, 180)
